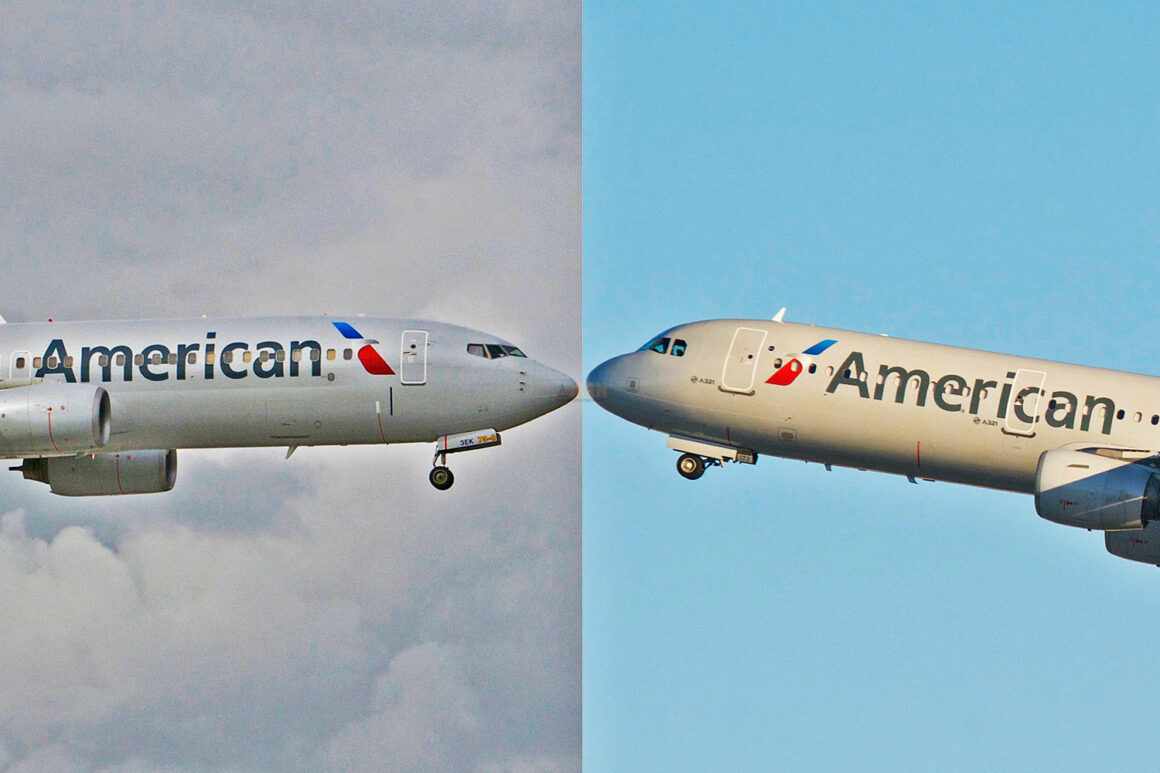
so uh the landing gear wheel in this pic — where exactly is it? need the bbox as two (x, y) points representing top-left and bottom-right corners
(677, 453), (705, 480)
(429, 466), (455, 491)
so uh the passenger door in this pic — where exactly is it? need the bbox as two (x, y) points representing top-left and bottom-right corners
(400, 330), (429, 385)
(719, 327), (767, 395)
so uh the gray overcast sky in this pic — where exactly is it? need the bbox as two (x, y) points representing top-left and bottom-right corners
(0, 2), (579, 771)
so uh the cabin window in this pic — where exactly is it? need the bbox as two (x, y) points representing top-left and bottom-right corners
(99, 355), (110, 367)
(291, 350), (302, 363)
(276, 350), (286, 363)
(671, 339), (688, 357)
(311, 349), (321, 362)
(205, 353), (215, 365)
(1153, 415), (1159, 426)
(223, 351), (234, 364)
(47, 357), (58, 368)
(467, 344), (487, 358)
(15, 356), (25, 369)
(326, 349), (336, 361)
(767, 345), (776, 352)
(168, 353), (178, 366)
(187, 353), (197, 365)
(808, 363), (816, 374)
(826, 366), (834, 377)
(259, 351), (271, 363)
(151, 353), (163, 366)
(343, 348), (353, 360)
(1117, 409), (1126, 420)
(1135, 412), (1143, 423)
(242, 351), (253, 364)
(134, 355), (144, 366)
(65, 356), (74, 368)
(116, 354), (126, 366)
(774, 358), (783, 368)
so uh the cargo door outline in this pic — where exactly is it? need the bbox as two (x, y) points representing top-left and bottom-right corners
(400, 330), (429, 385)
(719, 327), (767, 395)
(1003, 368), (1047, 437)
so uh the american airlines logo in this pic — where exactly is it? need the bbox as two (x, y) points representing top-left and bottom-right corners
(822, 350), (1120, 436)
(331, 321), (395, 376)
(31, 321), (396, 383)
(766, 339), (837, 386)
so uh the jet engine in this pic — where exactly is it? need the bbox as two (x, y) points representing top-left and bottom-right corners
(1035, 448), (1160, 530)
(14, 450), (178, 496)
(1105, 524), (1160, 566)
(0, 384), (111, 455)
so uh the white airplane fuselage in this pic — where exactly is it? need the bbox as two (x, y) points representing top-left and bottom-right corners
(588, 318), (1160, 565)
(0, 315), (576, 493)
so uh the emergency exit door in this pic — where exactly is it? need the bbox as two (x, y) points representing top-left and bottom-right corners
(720, 327), (768, 395)
(400, 330), (428, 385)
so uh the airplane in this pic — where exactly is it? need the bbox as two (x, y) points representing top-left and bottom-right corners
(587, 309), (1160, 567)
(0, 313), (577, 494)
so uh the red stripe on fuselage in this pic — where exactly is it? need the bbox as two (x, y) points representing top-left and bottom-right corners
(766, 358), (804, 386)
(358, 345), (395, 375)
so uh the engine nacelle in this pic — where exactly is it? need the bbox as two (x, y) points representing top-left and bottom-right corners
(0, 384), (111, 455)
(16, 449), (177, 496)
(1035, 449), (1160, 530)
(1105, 524), (1160, 566)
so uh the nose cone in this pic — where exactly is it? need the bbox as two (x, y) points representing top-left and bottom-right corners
(555, 371), (580, 407)
(534, 363), (579, 413)
(586, 354), (638, 416)
(586, 359), (615, 408)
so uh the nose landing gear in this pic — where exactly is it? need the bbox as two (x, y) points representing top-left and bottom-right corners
(668, 435), (757, 481)
(428, 428), (503, 491)
(677, 453), (706, 480)
(429, 465), (455, 491)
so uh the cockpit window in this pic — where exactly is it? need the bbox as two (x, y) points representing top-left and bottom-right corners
(639, 336), (671, 355)
(671, 339), (688, 357)
(469, 343), (529, 359)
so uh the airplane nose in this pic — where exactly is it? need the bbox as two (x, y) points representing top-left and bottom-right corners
(587, 354), (650, 425)
(561, 374), (580, 403)
(536, 364), (579, 412)
(586, 360), (613, 406)
(587, 355), (635, 410)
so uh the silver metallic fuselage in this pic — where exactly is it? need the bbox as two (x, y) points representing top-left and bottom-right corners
(0, 315), (576, 457)
(589, 319), (1160, 493)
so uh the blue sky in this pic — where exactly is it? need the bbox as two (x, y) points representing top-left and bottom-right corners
(583, 3), (1160, 771)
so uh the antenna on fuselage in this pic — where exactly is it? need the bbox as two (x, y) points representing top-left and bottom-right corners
(771, 307), (787, 323)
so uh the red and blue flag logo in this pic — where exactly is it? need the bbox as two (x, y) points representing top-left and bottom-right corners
(333, 321), (395, 376)
(766, 339), (837, 386)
